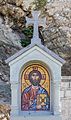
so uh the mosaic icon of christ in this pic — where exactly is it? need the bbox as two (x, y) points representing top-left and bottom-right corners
(21, 69), (50, 111)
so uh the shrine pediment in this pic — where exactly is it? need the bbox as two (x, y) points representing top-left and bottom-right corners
(6, 43), (65, 66)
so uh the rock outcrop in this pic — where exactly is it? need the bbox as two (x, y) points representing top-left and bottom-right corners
(0, 0), (26, 31)
(43, 0), (71, 75)
(0, 40), (21, 104)
(0, 17), (22, 47)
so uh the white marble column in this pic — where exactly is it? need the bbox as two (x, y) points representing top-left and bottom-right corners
(53, 81), (61, 115)
(11, 82), (19, 115)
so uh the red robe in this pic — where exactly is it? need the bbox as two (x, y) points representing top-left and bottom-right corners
(22, 86), (38, 110)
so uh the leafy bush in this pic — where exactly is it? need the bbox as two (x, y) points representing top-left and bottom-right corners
(20, 26), (33, 47)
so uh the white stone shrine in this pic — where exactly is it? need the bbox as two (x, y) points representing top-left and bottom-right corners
(5, 11), (65, 120)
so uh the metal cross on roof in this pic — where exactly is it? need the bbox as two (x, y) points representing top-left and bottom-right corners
(26, 11), (46, 44)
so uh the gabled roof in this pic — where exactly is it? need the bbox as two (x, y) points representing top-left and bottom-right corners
(5, 43), (66, 64)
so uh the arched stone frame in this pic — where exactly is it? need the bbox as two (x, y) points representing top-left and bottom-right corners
(19, 60), (54, 115)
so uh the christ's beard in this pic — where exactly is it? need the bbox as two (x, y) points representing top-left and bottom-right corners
(31, 80), (40, 86)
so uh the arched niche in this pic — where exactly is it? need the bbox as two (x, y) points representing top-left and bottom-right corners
(19, 60), (54, 115)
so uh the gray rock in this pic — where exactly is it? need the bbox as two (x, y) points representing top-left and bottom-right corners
(0, 19), (22, 47)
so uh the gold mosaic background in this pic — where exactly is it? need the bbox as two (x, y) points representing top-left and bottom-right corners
(21, 63), (50, 95)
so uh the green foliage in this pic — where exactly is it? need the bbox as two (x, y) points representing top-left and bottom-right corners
(20, 39), (31, 47)
(33, 0), (47, 10)
(20, 27), (33, 47)
(22, 27), (33, 37)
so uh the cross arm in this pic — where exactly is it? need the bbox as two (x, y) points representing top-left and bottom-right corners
(39, 17), (46, 28)
(26, 17), (34, 27)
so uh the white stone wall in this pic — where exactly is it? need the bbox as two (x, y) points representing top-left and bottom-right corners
(61, 76), (71, 120)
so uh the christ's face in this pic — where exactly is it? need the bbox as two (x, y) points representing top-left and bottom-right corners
(29, 71), (42, 86)
(31, 72), (39, 81)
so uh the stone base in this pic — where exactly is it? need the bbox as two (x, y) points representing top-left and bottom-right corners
(10, 115), (62, 120)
